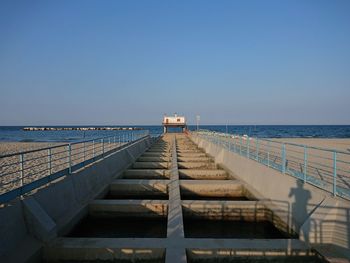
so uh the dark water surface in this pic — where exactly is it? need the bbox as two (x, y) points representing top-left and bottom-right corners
(1, 125), (350, 142)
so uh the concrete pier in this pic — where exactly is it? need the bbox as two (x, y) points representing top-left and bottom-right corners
(1, 133), (348, 262)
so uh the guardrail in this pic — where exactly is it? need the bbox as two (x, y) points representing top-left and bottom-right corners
(0, 130), (150, 203)
(192, 130), (350, 200)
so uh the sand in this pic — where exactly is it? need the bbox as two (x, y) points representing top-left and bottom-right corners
(273, 138), (350, 153)
(0, 141), (122, 195)
(0, 138), (349, 198)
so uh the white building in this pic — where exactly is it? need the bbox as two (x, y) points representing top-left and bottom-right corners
(162, 113), (187, 133)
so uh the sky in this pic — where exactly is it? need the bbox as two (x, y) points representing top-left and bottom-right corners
(0, 0), (349, 125)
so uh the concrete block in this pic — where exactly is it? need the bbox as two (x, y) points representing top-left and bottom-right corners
(22, 197), (57, 242)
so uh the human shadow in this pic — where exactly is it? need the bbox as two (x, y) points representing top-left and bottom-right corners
(289, 180), (312, 245)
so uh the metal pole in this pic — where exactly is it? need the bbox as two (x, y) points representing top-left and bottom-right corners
(267, 141), (270, 167)
(113, 136), (116, 149)
(333, 151), (337, 196)
(92, 140), (95, 158)
(68, 144), (72, 174)
(102, 138), (104, 156)
(256, 138), (259, 161)
(303, 146), (307, 183)
(48, 148), (52, 177)
(240, 136), (242, 155)
(282, 144), (286, 174)
(233, 136), (236, 153)
(19, 153), (24, 187)
(228, 135), (231, 151)
(83, 142), (86, 162)
(247, 137), (250, 158)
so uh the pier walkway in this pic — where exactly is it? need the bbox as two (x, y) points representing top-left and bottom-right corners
(0, 132), (349, 262)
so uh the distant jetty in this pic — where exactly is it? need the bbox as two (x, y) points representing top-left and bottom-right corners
(23, 127), (143, 131)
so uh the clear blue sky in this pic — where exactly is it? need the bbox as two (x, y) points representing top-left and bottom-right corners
(1, 0), (349, 125)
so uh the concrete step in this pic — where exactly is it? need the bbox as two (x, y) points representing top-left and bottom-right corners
(177, 149), (203, 153)
(142, 152), (172, 157)
(177, 152), (207, 158)
(123, 169), (170, 179)
(138, 156), (171, 162)
(180, 180), (248, 199)
(179, 169), (229, 180)
(178, 162), (217, 169)
(89, 199), (168, 218)
(109, 179), (169, 198)
(133, 161), (170, 169)
(177, 157), (213, 163)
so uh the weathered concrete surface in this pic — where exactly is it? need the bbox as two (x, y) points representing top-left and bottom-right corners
(178, 162), (217, 169)
(22, 197), (57, 242)
(179, 169), (229, 180)
(123, 169), (170, 179)
(109, 179), (169, 197)
(180, 180), (245, 198)
(191, 133), (350, 261)
(0, 136), (153, 263)
(133, 161), (169, 169)
(89, 199), (168, 218)
(41, 133), (319, 263)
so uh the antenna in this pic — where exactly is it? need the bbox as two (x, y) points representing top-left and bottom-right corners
(196, 115), (200, 131)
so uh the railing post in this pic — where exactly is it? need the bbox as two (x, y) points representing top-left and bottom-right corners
(47, 148), (52, 177)
(267, 141), (270, 167)
(247, 137), (250, 158)
(303, 146), (307, 183)
(240, 136), (242, 155)
(282, 144), (286, 174)
(102, 138), (104, 156)
(233, 136), (236, 153)
(113, 136), (116, 148)
(256, 138), (259, 161)
(68, 144), (72, 174)
(108, 137), (111, 151)
(333, 151), (337, 196)
(119, 135), (121, 146)
(228, 135), (231, 151)
(83, 142), (86, 162)
(19, 153), (24, 188)
(92, 140), (95, 158)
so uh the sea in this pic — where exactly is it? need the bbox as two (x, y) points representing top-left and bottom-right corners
(0, 125), (350, 143)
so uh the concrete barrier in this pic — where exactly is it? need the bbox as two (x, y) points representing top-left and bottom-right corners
(191, 134), (350, 261)
(0, 136), (152, 263)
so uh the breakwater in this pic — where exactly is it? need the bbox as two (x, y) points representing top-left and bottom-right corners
(23, 127), (143, 131)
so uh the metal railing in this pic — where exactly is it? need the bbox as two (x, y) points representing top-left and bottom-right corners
(193, 130), (350, 200)
(0, 130), (150, 203)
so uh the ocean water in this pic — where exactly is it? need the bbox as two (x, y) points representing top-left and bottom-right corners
(0, 125), (349, 142)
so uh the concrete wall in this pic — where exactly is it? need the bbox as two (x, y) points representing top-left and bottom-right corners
(191, 134), (350, 260)
(0, 137), (152, 263)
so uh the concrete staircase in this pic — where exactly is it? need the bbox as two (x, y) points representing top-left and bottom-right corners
(43, 133), (325, 263)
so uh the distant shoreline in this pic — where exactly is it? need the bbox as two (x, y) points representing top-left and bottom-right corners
(22, 127), (143, 131)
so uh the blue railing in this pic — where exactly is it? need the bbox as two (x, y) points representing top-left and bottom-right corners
(193, 130), (350, 200)
(0, 130), (150, 203)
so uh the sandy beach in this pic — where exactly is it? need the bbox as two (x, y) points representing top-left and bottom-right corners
(273, 138), (350, 153)
(0, 141), (122, 195)
(0, 138), (349, 197)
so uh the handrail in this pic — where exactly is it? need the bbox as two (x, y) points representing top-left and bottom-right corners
(0, 130), (151, 203)
(192, 130), (350, 200)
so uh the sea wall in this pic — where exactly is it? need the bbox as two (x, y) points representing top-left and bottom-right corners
(0, 136), (152, 263)
(190, 134), (350, 260)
